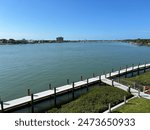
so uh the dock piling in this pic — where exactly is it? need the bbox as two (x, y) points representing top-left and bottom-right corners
(138, 63), (140, 75)
(31, 94), (34, 113)
(49, 84), (51, 89)
(54, 87), (57, 106)
(109, 72), (111, 77)
(128, 86), (131, 93)
(144, 63), (146, 73)
(125, 65), (128, 78)
(132, 64), (134, 77)
(112, 68), (114, 73)
(81, 76), (83, 81)
(112, 79), (114, 87)
(0, 100), (4, 113)
(99, 75), (101, 84)
(28, 89), (31, 96)
(72, 82), (75, 99)
(87, 78), (89, 91)
(118, 69), (120, 77)
(67, 79), (69, 84)
(93, 73), (95, 77)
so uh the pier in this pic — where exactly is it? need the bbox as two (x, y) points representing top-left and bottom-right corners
(0, 63), (150, 112)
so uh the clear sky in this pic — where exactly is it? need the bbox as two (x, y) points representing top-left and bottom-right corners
(0, 0), (150, 40)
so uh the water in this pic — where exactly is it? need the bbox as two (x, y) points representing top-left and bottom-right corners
(0, 42), (150, 101)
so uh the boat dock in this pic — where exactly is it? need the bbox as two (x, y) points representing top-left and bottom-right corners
(0, 63), (150, 112)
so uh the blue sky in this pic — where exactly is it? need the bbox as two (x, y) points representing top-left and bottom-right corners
(0, 0), (150, 40)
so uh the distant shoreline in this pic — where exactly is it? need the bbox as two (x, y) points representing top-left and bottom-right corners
(0, 39), (150, 46)
(122, 39), (150, 46)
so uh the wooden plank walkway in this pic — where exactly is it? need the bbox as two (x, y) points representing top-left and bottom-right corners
(0, 63), (150, 112)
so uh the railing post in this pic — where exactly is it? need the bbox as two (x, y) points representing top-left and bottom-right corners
(31, 93), (34, 113)
(0, 100), (4, 113)
(138, 89), (140, 97)
(108, 103), (111, 113)
(124, 96), (126, 104)
(72, 82), (75, 99)
(54, 87), (57, 106)
(28, 89), (31, 96)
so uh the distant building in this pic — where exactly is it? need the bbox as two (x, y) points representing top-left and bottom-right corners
(56, 37), (64, 43)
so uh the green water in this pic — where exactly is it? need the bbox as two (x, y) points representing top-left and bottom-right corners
(0, 42), (150, 101)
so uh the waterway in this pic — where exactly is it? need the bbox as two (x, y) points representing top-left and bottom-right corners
(0, 42), (150, 101)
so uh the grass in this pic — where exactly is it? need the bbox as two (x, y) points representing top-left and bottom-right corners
(122, 70), (150, 86)
(48, 85), (132, 113)
(113, 70), (150, 113)
(113, 97), (150, 113)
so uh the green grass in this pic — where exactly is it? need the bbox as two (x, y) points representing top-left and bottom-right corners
(123, 70), (150, 85)
(48, 86), (132, 113)
(113, 97), (150, 113)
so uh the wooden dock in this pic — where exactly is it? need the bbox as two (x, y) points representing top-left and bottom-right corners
(0, 63), (150, 112)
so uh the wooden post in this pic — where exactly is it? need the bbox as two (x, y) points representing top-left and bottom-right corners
(143, 86), (146, 92)
(99, 75), (101, 83)
(109, 72), (111, 77)
(112, 68), (114, 73)
(144, 63), (146, 73)
(111, 68), (114, 77)
(72, 82), (75, 99)
(128, 86), (131, 93)
(124, 96), (126, 104)
(118, 77), (120, 83)
(31, 94), (34, 113)
(138, 63), (140, 75)
(132, 64), (134, 77)
(28, 89), (31, 96)
(87, 78), (89, 91)
(108, 103), (111, 113)
(67, 79), (69, 84)
(81, 76), (83, 81)
(125, 65), (128, 78)
(87, 78), (89, 84)
(118, 69), (120, 77)
(138, 89), (140, 97)
(93, 73), (95, 77)
(54, 87), (57, 106)
(0, 101), (4, 113)
(112, 79), (114, 87)
(49, 84), (51, 89)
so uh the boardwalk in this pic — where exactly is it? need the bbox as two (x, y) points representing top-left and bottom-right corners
(0, 63), (150, 112)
